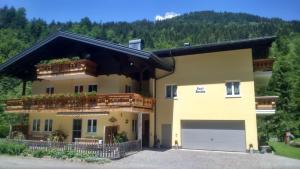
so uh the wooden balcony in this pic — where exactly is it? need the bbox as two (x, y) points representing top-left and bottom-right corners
(253, 58), (274, 72)
(256, 96), (278, 115)
(4, 93), (154, 114)
(36, 59), (97, 80)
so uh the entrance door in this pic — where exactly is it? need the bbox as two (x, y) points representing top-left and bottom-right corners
(161, 124), (172, 148)
(143, 120), (150, 147)
(72, 119), (82, 142)
(105, 126), (118, 144)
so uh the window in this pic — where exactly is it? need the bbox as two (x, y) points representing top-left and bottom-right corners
(132, 120), (137, 133)
(32, 119), (40, 131)
(165, 85), (177, 99)
(75, 85), (84, 93)
(44, 119), (53, 132)
(87, 119), (97, 133)
(226, 81), (240, 97)
(46, 87), (54, 94)
(88, 85), (97, 92)
(125, 85), (132, 93)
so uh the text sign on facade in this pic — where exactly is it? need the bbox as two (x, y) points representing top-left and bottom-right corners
(196, 85), (206, 93)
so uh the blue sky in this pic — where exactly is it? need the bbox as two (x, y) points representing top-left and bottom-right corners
(0, 0), (299, 22)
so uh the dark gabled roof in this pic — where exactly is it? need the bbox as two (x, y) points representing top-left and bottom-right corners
(0, 31), (173, 80)
(153, 36), (276, 58)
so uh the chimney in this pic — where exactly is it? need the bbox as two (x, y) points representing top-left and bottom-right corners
(184, 42), (190, 47)
(129, 39), (144, 50)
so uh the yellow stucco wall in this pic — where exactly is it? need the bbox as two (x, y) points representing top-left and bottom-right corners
(32, 74), (139, 95)
(29, 74), (142, 142)
(29, 111), (138, 142)
(153, 49), (258, 150)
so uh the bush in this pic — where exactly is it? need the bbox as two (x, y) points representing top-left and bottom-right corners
(21, 149), (33, 157)
(113, 131), (128, 143)
(0, 140), (26, 155)
(32, 150), (48, 158)
(11, 131), (25, 140)
(0, 125), (9, 138)
(48, 130), (67, 142)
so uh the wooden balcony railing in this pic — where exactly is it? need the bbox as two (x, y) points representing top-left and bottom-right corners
(253, 58), (274, 72)
(4, 93), (154, 113)
(255, 96), (278, 110)
(36, 59), (97, 79)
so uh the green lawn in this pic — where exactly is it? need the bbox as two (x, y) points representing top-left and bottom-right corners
(294, 138), (300, 142)
(269, 142), (300, 160)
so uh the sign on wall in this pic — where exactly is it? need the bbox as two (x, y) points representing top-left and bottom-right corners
(195, 85), (206, 93)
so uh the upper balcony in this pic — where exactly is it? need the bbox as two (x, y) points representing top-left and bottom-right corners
(253, 58), (274, 72)
(255, 96), (278, 115)
(253, 58), (274, 88)
(4, 93), (154, 114)
(36, 59), (97, 80)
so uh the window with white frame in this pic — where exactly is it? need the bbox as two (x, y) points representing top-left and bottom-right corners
(225, 81), (240, 97)
(75, 85), (84, 93)
(87, 119), (97, 133)
(88, 84), (97, 92)
(32, 119), (40, 131)
(46, 87), (54, 94)
(165, 84), (177, 99)
(44, 119), (53, 132)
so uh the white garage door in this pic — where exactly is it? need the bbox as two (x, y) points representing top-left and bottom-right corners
(181, 120), (246, 152)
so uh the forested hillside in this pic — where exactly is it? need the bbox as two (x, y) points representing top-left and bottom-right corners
(0, 6), (299, 140)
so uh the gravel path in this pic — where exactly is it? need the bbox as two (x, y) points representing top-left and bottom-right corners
(1, 149), (300, 169)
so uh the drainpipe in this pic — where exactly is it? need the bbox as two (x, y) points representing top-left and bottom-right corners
(153, 51), (175, 147)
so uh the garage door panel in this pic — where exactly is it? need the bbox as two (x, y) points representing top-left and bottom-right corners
(181, 120), (245, 152)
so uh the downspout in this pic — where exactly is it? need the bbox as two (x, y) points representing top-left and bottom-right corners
(153, 51), (175, 147)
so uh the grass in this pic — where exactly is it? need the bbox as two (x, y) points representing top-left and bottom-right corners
(269, 141), (300, 160)
(294, 138), (300, 142)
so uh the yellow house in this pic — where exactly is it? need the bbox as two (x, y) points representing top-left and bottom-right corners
(0, 31), (277, 152)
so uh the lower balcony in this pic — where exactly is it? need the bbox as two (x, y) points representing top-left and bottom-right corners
(256, 96), (278, 115)
(4, 93), (154, 114)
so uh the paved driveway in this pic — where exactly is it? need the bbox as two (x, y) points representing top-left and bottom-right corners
(1, 149), (300, 169)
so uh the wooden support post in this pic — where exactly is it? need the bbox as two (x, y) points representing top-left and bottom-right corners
(138, 112), (143, 148)
(22, 80), (27, 96)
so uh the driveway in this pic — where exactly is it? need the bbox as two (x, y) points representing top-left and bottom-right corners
(1, 149), (300, 169)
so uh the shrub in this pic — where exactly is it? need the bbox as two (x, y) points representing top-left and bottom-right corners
(0, 125), (9, 138)
(11, 131), (25, 140)
(48, 149), (64, 159)
(21, 149), (33, 157)
(0, 140), (26, 155)
(48, 130), (67, 142)
(32, 150), (48, 158)
(113, 131), (128, 143)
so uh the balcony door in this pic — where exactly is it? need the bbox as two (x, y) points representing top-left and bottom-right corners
(72, 119), (82, 142)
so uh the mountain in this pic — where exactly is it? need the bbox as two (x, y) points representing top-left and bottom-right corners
(0, 7), (299, 139)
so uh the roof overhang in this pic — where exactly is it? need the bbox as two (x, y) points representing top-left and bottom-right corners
(0, 31), (173, 80)
(153, 36), (276, 59)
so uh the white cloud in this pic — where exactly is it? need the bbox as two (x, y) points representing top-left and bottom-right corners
(155, 12), (180, 21)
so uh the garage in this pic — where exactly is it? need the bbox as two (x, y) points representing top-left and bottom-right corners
(181, 120), (245, 152)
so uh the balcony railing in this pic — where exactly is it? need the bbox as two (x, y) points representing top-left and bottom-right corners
(4, 93), (154, 113)
(36, 59), (97, 79)
(253, 58), (274, 72)
(256, 96), (278, 113)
